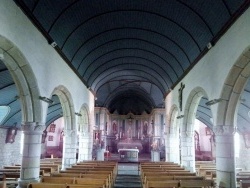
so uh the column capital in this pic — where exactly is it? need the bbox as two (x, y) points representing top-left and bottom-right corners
(64, 129), (76, 137)
(78, 131), (89, 137)
(181, 130), (193, 137)
(213, 125), (235, 136)
(21, 122), (45, 134)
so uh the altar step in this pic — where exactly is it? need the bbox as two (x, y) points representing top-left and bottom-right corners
(114, 175), (142, 188)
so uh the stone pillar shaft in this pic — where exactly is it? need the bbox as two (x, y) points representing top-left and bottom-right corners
(62, 129), (77, 169)
(17, 122), (44, 188)
(78, 134), (91, 162)
(180, 131), (195, 172)
(166, 134), (180, 164)
(214, 125), (236, 188)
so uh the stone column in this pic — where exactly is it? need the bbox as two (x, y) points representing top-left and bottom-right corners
(214, 125), (236, 188)
(166, 133), (180, 164)
(62, 129), (77, 169)
(88, 131), (93, 160)
(78, 132), (90, 162)
(17, 122), (44, 188)
(180, 130), (195, 172)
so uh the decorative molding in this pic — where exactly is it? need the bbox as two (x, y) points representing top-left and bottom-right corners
(21, 122), (45, 133)
(213, 125), (235, 135)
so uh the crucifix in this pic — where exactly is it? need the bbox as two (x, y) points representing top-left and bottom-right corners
(178, 82), (185, 111)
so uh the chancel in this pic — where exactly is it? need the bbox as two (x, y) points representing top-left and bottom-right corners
(105, 113), (156, 155)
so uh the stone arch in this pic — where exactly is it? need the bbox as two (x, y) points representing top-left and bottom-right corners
(217, 47), (250, 127)
(183, 87), (208, 133)
(168, 104), (179, 135)
(51, 85), (76, 168)
(51, 85), (75, 131)
(77, 103), (92, 161)
(0, 35), (41, 123)
(215, 46), (250, 187)
(78, 104), (90, 134)
(181, 86), (209, 171)
(166, 104), (180, 163)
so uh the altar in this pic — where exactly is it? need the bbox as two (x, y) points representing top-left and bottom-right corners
(117, 139), (143, 152)
(118, 148), (139, 162)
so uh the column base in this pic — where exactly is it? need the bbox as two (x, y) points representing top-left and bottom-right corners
(16, 177), (40, 188)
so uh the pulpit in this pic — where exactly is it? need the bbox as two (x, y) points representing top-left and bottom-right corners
(118, 148), (139, 162)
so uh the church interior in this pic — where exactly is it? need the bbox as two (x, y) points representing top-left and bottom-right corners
(1, 0), (250, 187)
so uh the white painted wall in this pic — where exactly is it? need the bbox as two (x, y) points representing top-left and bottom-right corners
(166, 8), (250, 126)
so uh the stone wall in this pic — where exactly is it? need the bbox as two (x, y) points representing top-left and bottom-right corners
(0, 128), (22, 167)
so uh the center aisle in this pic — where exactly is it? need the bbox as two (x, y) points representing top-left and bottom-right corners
(114, 163), (142, 188)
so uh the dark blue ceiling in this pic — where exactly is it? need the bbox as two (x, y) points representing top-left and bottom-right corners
(13, 0), (249, 115)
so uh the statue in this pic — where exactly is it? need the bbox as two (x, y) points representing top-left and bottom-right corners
(127, 126), (132, 140)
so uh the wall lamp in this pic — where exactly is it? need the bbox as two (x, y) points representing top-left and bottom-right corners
(177, 115), (184, 119)
(39, 96), (54, 104)
(49, 41), (57, 48)
(205, 98), (222, 106)
(75, 112), (82, 116)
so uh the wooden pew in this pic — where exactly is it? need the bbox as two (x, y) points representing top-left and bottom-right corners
(141, 163), (197, 188)
(67, 185), (104, 188)
(143, 175), (205, 187)
(51, 172), (111, 186)
(27, 183), (67, 188)
(179, 179), (215, 187)
(142, 171), (197, 178)
(41, 176), (109, 188)
(3, 165), (52, 175)
(55, 161), (117, 187)
(240, 180), (250, 188)
(74, 178), (108, 188)
(144, 175), (204, 181)
(59, 170), (113, 188)
(145, 180), (180, 188)
(0, 181), (6, 188)
(41, 177), (75, 184)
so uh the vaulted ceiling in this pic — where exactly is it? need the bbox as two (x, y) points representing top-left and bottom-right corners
(1, 1), (250, 129)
